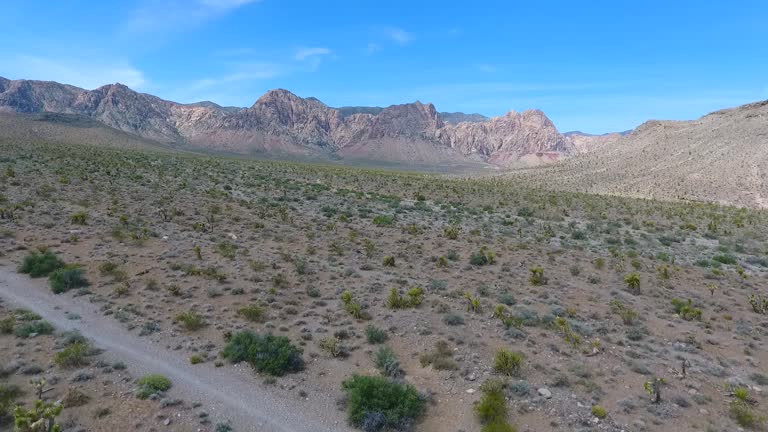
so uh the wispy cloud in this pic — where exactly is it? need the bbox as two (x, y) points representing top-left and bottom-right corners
(475, 64), (497, 73)
(0, 55), (146, 89)
(294, 47), (331, 61)
(125, 0), (261, 34)
(366, 42), (382, 54)
(188, 62), (283, 91)
(383, 27), (413, 45)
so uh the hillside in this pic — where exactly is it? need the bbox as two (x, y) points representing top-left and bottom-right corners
(514, 100), (768, 208)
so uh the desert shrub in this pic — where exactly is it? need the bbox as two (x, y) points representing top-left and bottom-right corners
(383, 256), (396, 267)
(18, 250), (65, 277)
(671, 298), (702, 321)
(624, 272), (641, 294)
(0, 315), (15, 334)
(372, 215), (395, 227)
(444, 226), (460, 240)
(0, 384), (22, 417)
(175, 311), (206, 330)
(729, 388), (764, 428)
(222, 331), (304, 376)
(554, 317), (581, 347)
(751, 373), (768, 386)
(591, 405), (607, 418)
(70, 212), (88, 225)
(53, 341), (90, 368)
(319, 336), (344, 358)
(442, 312), (464, 326)
(365, 325), (387, 344)
(610, 299), (638, 325)
(497, 293), (516, 306)
(493, 349), (524, 377)
(386, 288), (423, 309)
(136, 374), (172, 399)
(341, 291), (366, 319)
(14, 320), (54, 338)
(476, 379), (517, 432)
(49, 266), (89, 294)
(341, 375), (425, 430)
(470, 248), (496, 266)
(748, 294), (768, 314)
(237, 304), (266, 322)
(61, 389), (91, 408)
(419, 340), (458, 370)
(529, 266), (546, 285)
(373, 346), (402, 378)
(713, 254), (737, 265)
(189, 355), (204, 364)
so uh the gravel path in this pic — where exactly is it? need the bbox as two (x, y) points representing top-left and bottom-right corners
(0, 264), (352, 432)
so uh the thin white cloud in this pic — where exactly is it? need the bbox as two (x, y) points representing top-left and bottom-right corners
(188, 63), (283, 91)
(366, 42), (382, 54)
(125, 0), (261, 34)
(0, 55), (146, 89)
(384, 27), (413, 45)
(475, 64), (497, 73)
(294, 47), (331, 61)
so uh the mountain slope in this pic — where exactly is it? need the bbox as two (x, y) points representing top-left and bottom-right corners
(0, 77), (570, 167)
(513, 100), (768, 208)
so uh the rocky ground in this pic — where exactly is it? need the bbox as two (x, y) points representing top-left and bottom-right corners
(1, 138), (767, 432)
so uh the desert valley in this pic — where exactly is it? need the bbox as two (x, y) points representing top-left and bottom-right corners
(0, 71), (766, 432)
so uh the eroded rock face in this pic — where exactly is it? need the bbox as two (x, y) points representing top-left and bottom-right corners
(0, 77), (572, 165)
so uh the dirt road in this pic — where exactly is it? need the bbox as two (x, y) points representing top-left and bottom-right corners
(0, 264), (352, 432)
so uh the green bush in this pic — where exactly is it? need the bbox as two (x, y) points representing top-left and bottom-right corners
(175, 311), (206, 331)
(222, 331), (304, 376)
(529, 266), (546, 285)
(18, 251), (65, 278)
(591, 405), (607, 419)
(493, 349), (524, 377)
(365, 325), (387, 344)
(341, 375), (425, 430)
(470, 249), (496, 266)
(372, 215), (395, 227)
(136, 374), (172, 399)
(54, 341), (90, 368)
(237, 305), (266, 323)
(671, 298), (703, 321)
(713, 254), (737, 265)
(476, 379), (516, 431)
(14, 320), (54, 338)
(49, 266), (89, 294)
(70, 212), (88, 225)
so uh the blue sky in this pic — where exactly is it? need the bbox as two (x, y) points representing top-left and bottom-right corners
(1, 0), (766, 133)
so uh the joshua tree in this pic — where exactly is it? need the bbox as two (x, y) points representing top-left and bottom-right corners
(644, 377), (665, 403)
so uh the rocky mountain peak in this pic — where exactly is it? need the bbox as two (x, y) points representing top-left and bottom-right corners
(0, 77), (574, 166)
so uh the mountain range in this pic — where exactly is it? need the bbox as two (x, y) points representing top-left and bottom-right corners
(1, 76), (767, 207)
(0, 76), (572, 167)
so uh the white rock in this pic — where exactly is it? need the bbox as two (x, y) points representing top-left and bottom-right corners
(538, 388), (552, 399)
